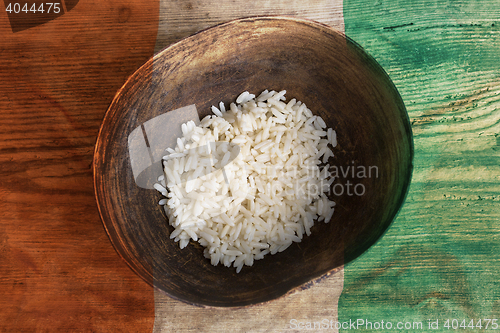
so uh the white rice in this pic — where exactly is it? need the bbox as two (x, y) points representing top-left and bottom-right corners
(156, 90), (337, 273)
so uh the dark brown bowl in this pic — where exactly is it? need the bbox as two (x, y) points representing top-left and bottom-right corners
(93, 16), (413, 307)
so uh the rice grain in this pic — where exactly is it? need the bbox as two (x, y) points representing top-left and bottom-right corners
(156, 90), (337, 272)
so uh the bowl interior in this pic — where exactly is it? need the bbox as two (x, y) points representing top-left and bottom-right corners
(94, 16), (413, 307)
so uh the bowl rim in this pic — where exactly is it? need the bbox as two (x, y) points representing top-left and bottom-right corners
(93, 15), (414, 308)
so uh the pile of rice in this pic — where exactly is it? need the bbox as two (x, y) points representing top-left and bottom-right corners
(155, 90), (337, 273)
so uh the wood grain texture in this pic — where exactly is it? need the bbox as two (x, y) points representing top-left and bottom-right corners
(5, 0), (496, 330)
(150, 3), (347, 330)
(340, 0), (500, 324)
(154, 0), (344, 53)
(153, 267), (344, 332)
(0, 1), (159, 331)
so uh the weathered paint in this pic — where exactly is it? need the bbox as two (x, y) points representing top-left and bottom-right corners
(340, 0), (500, 325)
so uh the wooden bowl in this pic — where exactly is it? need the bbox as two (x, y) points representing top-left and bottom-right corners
(93, 16), (413, 307)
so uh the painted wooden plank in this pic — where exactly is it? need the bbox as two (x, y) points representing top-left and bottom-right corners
(151, 2), (345, 331)
(154, 0), (344, 53)
(154, 268), (343, 332)
(0, 1), (160, 331)
(340, 0), (500, 324)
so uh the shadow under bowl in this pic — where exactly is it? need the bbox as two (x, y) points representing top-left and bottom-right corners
(93, 16), (413, 307)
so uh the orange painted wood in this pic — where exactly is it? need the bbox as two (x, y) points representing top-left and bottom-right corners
(0, 1), (159, 331)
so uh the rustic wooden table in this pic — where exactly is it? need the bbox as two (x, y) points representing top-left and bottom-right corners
(1, 0), (498, 332)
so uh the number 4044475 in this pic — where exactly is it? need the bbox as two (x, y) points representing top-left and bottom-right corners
(444, 319), (499, 330)
(6, 3), (62, 14)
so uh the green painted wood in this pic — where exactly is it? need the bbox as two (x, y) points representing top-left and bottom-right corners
(339, 0), (500, 327)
